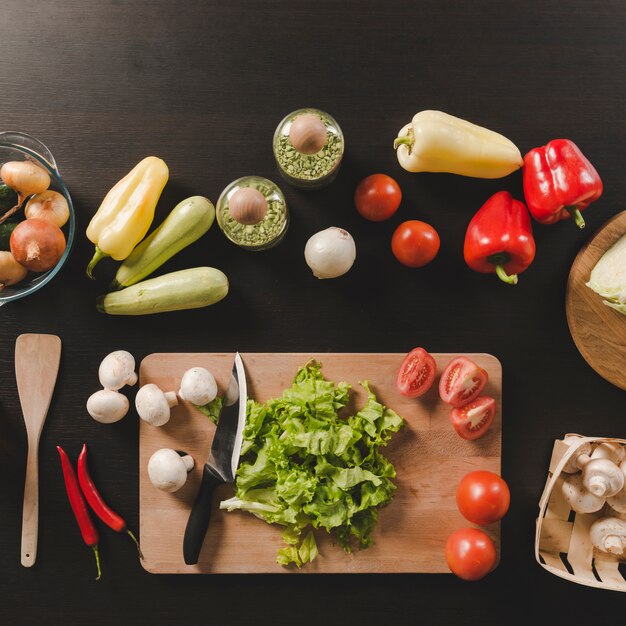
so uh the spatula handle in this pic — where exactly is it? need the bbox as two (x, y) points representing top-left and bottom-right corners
(21, 447), (39, 567)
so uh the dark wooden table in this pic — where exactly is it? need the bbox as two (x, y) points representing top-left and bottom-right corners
(1, 1), (624, 623)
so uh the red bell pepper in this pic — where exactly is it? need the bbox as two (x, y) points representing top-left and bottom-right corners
(464, 191), (536, 285)
(522, 139), (602, 229)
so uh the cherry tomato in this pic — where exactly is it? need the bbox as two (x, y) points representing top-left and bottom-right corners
(354, 174), (402, 222)
(396, 347), (437, 398)
(439, 356), (488, 408)
(445, 528), (497, 581)
(456, 470), (510, 525)
(450, 396), (496, 441)
(391, 220), (440, 268)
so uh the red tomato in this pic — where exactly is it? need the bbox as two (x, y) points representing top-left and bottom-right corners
(354, 174), (402, 222)
(456, 470), (510, 525)
(439, 356), (488, 407)
(391, 220), (440, 268)
(396, 348), (437, 398)
(445, 528), (497, 581)
(450, 396), (496, 441)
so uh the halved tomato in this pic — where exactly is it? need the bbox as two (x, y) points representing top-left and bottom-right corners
(396, 348), (437, 398)
(450, 396), (496, 440)
(439, 356), (488, 407)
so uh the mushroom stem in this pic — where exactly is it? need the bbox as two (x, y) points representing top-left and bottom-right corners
(181, 454), (194, 472)
(604, 535), (626, 555)
(164, 391), (178, 408)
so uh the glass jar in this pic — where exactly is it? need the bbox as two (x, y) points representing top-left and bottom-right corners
(273, 108), (344, 189)
(216, 176), (288, 251)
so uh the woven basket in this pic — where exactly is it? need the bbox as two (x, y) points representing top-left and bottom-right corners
(536, 434), (626, 591)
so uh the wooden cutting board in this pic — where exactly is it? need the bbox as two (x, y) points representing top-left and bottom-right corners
(566, 211), (626, 391)
(139, 353), (502, 574)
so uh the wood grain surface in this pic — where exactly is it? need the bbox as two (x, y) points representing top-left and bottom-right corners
(139, 353), (501, 573)
(566, 211), (626, 390)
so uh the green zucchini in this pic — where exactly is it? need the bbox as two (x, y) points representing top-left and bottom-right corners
(0, 184), (18, 212)
(111, 196), (215, 290)
(0, 222), (18, 250)
(97, 267), (228, 315)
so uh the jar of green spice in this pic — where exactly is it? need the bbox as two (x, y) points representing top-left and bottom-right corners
(216, 176), (288, 251)
(273, 108), (344, 189)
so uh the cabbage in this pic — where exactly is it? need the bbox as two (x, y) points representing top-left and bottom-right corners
(219, 361), (403, 567)
(586, 233), (626, 315)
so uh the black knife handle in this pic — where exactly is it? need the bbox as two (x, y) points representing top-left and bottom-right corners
(183, 464), (223, 565)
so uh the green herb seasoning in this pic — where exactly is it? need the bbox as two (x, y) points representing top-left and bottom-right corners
(216, 176), (288, 251)
(273, 108), (344, 189)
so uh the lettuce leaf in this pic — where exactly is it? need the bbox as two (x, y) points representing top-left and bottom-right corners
(219, 360), (403, 567)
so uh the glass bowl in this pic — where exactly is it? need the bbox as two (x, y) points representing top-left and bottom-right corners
(0, 131), (75, 306)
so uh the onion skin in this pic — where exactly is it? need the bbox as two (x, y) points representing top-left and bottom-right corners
(0, 251), (28, 289)
(10, 218), (66, 272)
(0, 161), (50, 196)
(25, 190), (70, 227)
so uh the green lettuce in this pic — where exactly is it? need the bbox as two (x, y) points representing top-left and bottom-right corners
(219, 361), (403, 567)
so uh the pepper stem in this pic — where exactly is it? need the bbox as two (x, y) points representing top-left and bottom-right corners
(127, 529), (144, 560)
(86, 246), (108, 279)
(565, 206), (586, 229)
(393, 136), (413, 149)
(494, 265), (518, 285)
(92, 545), (102, 581)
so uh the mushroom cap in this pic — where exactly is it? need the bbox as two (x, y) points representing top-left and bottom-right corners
(592, 442), (626, 464)
(583, 458), (625, 497)
(562, 473), (606, 513)
(562, 437), (593, 473)
(136, 384), (177, 427)
(87, 389), (129, 424)
(179, 367), (218, 406)
(608, 488), (626, 514)
(147, 449), (193, 492)
(590, 516), (626, 555)
(99, 350), (137, 390)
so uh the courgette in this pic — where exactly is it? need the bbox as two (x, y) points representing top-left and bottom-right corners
(97, 267), (228, 315)
(0, 184), (18, 213)
(111, 196), (215, 290)
(0, 222), (18, 250)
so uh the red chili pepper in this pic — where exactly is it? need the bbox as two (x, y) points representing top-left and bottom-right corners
(464, 191), (536, 285)
(57, 445), (101, 580)
(522, 139), (602, 229)
(77, 444), (143, 559)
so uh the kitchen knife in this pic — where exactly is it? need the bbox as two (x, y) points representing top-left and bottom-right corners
(183, 352), (247, 565)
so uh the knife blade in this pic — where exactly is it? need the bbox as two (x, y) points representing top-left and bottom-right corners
(183, 352), (247, 565)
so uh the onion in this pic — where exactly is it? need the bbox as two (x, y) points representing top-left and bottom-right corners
(25, 190), (69, 227)
(0, 251), (28, 289)
(0, 161), (50, 196)
(10, 218), (66, 272)
(304, 227), (356, 279)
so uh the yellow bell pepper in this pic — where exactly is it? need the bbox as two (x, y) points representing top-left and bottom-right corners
(86, 156), (169, 278)
(393, 110), (523, 179)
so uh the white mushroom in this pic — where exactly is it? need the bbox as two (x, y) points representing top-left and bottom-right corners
(589, 517), (626, 556)
(608, 488), (626, 514)
(98, 350), (137, 390)
(135, 384), (178, 426)
(147, 449), (194, 493)
(87, 389), (129, 424)
(178, 367), (217, 406)
(582, 458), (625, 498)
(591, 442), (626, 465)
(561, 473), (605, 513)
(562, 436), (593, 473)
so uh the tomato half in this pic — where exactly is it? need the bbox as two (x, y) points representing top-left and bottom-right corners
(396, 348), (437, 398)
(391, 220), (440, 268)
(450, 396), (496, 440)
(445, 528), (497, 581)
(354, 174), (402, 222)
(439, 356), (488, 407)
(456, 470), (510, 525)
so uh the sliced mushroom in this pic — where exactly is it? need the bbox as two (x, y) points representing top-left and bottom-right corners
(147, 449), (194, 492)
(590, 517), (626, 556)
(87, 389), (129, 424)
(98, 350), (137, 390)
(135, 384), (178, 427)
(562, 436), (593, 473)
(583, 458), (625, 498)
(561, 473), (605, 513)
(178, 367), (217, 406)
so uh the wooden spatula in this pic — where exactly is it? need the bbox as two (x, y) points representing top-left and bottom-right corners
(15, 334), (62, 567)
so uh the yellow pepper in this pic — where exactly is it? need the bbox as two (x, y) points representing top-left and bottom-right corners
(86, 156), (169, 278)
(393, 110), (523, 179)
